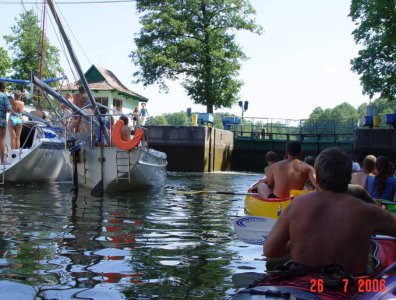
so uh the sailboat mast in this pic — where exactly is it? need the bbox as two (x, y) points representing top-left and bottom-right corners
(39, 0), (47, 80)
(46, 0), (106, 133)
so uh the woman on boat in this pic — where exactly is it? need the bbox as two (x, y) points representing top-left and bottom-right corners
(8, 91), (24, 149)
(131, 106), (140, 129)
(365, 156), (396, 201)
(351, 154), (376, 188)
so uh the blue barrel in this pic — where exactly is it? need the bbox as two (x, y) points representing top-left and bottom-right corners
(366, 105), (377, 117)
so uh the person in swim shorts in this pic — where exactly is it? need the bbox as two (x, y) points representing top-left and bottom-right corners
(250, 141), (316, 198)
(8, 91), (24, 149)
(0, 82), (11, 163)
(264, 147), (396, 276)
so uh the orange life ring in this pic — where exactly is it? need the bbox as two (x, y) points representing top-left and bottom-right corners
(111, 119), (143, 151)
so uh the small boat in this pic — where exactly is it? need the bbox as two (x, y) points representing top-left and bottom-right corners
(231, 236), (396, 300)
(1, 120), (71, 183)
(65, 136), (167, 194)
(244, 189), (309, 218)
(244, 194), (292, 219)
(245, 189), (396, 218)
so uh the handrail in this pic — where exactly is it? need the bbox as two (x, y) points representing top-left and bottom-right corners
(19, 124), (41, 158)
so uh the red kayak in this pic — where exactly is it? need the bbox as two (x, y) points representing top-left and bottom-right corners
(231, 237), (396, 300)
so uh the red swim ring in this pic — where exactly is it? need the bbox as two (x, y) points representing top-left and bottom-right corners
(111, 119), (143, 151)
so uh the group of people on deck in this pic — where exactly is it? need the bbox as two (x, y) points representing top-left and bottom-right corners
(250, 141), (396, 277)
(60, 85), (149, 148)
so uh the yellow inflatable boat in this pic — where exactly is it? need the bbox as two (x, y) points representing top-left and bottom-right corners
(244, 189), (310, 219)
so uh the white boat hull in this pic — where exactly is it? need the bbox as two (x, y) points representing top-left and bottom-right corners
(1, 123), (72, 183)
(2, 142), (71, 182)
(66, 146), (167, 193)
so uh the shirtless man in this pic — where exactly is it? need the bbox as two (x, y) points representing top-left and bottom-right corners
(250, 141), (316, 198)
(119, 115), (132, 141)
(351, 154), (376, 188)
(73, 86), (86, 133)
(8, 91), (24, 149)
(30, 105), (47, 120)
(264, 147), (396, 276)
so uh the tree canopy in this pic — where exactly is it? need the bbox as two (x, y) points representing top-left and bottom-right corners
(0, 47), (11, 77)
(131, 0), (262, 113)
(3, 9), (63, 81)
(349, 0), (396, 101)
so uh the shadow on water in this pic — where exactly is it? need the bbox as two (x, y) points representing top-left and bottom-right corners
(0, 172), (264, 299)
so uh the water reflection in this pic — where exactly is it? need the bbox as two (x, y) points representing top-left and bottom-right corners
(0, 172), (263, 299)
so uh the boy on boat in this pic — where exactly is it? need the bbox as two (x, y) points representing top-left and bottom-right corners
(264, 147), (396, 276)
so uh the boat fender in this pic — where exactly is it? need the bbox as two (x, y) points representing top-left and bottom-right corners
(111, 119), (143, 151)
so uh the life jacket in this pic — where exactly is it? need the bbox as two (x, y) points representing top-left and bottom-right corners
(111, 119), (143, 151)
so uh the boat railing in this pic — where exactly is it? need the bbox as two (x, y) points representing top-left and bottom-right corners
(64, 113), (117, 149)
(19, 123), (41, 158)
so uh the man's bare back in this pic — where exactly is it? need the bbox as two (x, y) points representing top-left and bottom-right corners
(73, 93), (85, 108)
(73, 86), (86, 108)
(254, 141), (316, 198)
(266, 159), (315, 198)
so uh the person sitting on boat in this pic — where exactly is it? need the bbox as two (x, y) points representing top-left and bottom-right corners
(248, 151), (278, 192)
(351, 154), (376, 188)
(264, 147), (396, 276)
(118, 115), (148, 150)
(8, 91), (24, 149)
(264, 151), (277, 174)
(30, 103), (47, 120)
(365, 156), (396, 201)
(249, 141), (317, 198)
(119, 115), (132, 142)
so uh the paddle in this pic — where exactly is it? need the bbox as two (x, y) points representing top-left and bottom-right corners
(380, 199), (396, 206)
(233, 216), (276, 245)
(172, 190), (259, 196)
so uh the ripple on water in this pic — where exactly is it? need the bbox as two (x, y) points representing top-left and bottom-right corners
(0, 173), (264, 299)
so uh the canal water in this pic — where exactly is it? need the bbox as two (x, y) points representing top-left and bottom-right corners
(0, 172), (265, 299)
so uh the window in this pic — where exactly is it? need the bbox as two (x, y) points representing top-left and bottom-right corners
(113, 99), (122, 112)
(95, 97), (109, 106)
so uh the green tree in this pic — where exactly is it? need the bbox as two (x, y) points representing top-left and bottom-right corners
(146, 115), (168, 125)
(131, 0), (262, 113)
(0, 47), (11, 77)
(164, 111), (188, 125)
(331, 102), (359, 121)
(349, 0), (396, 100)
(4, 9), (63, 81)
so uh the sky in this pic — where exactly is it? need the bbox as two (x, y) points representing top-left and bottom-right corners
(0, 0), (372, 120)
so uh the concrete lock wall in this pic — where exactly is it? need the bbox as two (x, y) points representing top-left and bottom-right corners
(146, 126), (234, 172)
(354, 128), (396, 161)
